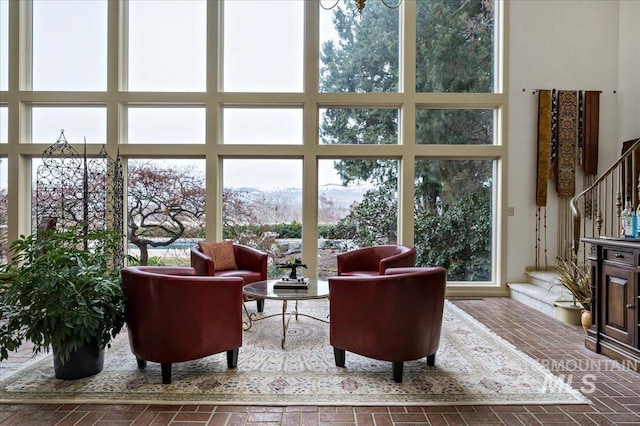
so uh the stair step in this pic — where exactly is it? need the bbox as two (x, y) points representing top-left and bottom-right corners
(526, 270), (562, 290)
(508, 283), (558, 317)
(508, 280), (575, 319)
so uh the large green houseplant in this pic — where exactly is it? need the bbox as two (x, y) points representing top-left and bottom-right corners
(0, 226), (125, 379)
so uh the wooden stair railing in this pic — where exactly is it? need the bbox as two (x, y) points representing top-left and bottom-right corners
(570, 138), (640, 261)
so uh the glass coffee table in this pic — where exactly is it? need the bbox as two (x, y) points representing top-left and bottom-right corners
(242, 279), (329, 349)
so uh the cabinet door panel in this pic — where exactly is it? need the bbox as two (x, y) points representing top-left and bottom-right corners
(607, 276), (628, 329)
(636, 276), (639, 348)
(601, 264), (634, 345)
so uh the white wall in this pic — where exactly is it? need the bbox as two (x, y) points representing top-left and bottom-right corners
(506, 1), (631, 283)
(618, 0), (640, 142)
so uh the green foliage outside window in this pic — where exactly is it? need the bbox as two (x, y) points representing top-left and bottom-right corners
(416, 0), (494, 93)
(415, 192), (492, 281)
(320, 0), (495, 280)
(69, 0), (497, 280)
(334, 185), (399, 247)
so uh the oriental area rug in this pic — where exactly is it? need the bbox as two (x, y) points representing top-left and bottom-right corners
(0, 300), (589, 406)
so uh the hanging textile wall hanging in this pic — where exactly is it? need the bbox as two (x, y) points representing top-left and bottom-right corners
(535, 90), (552, 269)
(536, 90), (552, 207)
(582, 91), (600, 175)
(533, 89), (601, 265)
(581, 91), (600, 221)
(556, 90), (578, 197)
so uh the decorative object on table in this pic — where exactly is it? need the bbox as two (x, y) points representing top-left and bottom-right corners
(242, 280), (329, 348)
(274, 276), (310, 290)
(556, 256), (592, 331)
(0, 226), (125, 380)
(275, 258), (308, 280)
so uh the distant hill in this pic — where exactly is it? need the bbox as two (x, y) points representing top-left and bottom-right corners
(230, 185), (367, 223)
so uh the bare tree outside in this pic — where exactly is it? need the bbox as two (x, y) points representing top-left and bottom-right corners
(127, 161), (206, 266)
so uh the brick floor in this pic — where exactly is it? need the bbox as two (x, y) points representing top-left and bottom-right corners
(1, 297), (639, 425)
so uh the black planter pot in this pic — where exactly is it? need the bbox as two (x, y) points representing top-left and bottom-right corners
(53, 341), (105, 380)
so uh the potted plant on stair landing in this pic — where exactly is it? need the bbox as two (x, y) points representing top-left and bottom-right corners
(0, 226), (125, 380)
(556, 257), (593, 332)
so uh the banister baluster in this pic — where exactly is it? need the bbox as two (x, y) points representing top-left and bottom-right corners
(570, 138), (640, 258)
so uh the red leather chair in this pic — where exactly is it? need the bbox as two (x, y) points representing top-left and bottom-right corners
(120, 266), (244, 384)
(337, 244), (416, 276)
(190, 243), (268, 312)
(328, 266), (447, 383)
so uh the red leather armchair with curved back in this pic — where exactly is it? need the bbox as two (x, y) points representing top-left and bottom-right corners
(191, 243), (268, 312)
(121, 266), (244, 384)
(328, 266), (447, 383)
(337, 244), (416, 276)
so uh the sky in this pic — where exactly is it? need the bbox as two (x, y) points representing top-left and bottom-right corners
(0, 0), (7, 92)
(0, 0), (345, 191)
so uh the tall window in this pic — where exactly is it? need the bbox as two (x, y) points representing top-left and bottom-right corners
(416, 0), (495, 93)
(223, 159), (303, 278)
(32, 107), (106, 144)
(0, 157), (6, 263)
(317, 159), (398, 279)
(127, 159), (206, 266)
(319, 2), (399, 92)
(0, 0), (8, 91)
(0, 106), (6, 143)
(32, 0), (107, 91)
(223, 108), (303, 145)
(223, 0), (304, 92)
(127, 0), (206, 92)
(414, 159), (494, 282)
(2, 0), (503, 288)
(127, 107), (206, 144)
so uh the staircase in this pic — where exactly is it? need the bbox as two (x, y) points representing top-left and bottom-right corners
(510, 137), (640, 324)
(508, 270), (578, 319)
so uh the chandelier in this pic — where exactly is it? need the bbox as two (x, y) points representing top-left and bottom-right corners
(320, 0), (402, 13)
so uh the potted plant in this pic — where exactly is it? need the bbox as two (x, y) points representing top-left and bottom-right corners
(556, 256), (593, 331)
(0, 226), (125, 380)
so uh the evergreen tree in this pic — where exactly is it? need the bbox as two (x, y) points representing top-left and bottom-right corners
(320, 0), (494, 280)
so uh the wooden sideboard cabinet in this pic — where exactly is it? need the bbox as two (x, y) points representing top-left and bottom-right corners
(582, 238), (639, 371)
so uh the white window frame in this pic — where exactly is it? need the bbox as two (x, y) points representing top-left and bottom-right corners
(0, 0), (508, 294)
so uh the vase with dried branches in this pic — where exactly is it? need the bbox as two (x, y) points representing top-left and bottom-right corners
(556, 257), (593, 331)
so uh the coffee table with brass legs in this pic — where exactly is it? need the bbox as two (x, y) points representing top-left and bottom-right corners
(242, 279), (329, 349)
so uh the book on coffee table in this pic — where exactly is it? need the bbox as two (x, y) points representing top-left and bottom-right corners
(273, 277), (310, 289)
(273, 287), (309, 293)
